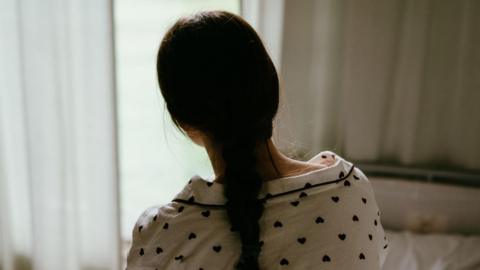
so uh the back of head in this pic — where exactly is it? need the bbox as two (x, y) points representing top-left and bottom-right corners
(156, 10), (279, 269)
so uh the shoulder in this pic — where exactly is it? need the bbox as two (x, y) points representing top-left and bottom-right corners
(131, 202), (181, 236)
(308, 151), (388, 269)
(308, 150), (373, 190)
(132, 203), (179, 232)
(308, 150), (344, 167)
(126, 203), (177, 269)
(309, 150), (368, 177)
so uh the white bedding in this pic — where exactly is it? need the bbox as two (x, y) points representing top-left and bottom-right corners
(383, 230), (480, 270)
(369, 177), (480, 270)
(371, 177), (480, 235)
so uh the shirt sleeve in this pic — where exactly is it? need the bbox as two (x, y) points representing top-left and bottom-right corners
(353, 166), (390, 269)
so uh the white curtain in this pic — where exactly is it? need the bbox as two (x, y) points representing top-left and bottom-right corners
(278, 0), (480, 170)
(0, 0), (120, 269)
(241, 0), (285, 72)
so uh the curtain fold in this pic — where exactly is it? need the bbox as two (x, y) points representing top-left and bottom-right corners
(0, 0), (120, 269)
(241, 0), (285, 71)
(278, 0), (480, 170)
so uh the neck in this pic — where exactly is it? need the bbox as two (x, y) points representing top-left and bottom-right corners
(203, 137), (316, 184)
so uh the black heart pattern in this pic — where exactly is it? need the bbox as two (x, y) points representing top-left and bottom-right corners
(315, 216), (324, 224)
(136, 163), (381, 266)
(201, 210), (210, 217)
(339, 171), (344, 178)
(304, 182), (312, 188)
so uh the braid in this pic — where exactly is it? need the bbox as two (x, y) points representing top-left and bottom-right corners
(219, 124), (271, 269)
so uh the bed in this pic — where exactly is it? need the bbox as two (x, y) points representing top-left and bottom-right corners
(370, 177), (480, 270)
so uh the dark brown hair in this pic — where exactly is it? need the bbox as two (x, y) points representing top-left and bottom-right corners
(156, 10), (279, 269)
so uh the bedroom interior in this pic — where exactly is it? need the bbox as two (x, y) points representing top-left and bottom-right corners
(0, 0), (479, 269)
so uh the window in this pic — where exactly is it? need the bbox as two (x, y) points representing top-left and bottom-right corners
(113, 0), (240, 260)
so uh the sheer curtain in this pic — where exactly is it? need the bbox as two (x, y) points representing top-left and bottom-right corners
(0, 0), (120, 269)
(278, 0), (480, 170)
(241, 0), (285, 70)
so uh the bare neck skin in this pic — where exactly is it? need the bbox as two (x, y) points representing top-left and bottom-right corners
(203, 137), (326, 184)
(179, 123), (326, 183)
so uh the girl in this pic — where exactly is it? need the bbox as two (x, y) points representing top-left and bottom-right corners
(126, 10), (388, 270)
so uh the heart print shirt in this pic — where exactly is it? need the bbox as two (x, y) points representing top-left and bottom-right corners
(126, 151), (389, 269)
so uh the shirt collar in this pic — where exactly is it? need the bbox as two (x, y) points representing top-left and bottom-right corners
(172, 151), (354, 206)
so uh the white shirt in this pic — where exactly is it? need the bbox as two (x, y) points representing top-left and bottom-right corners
(126, 151), (389, 269)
